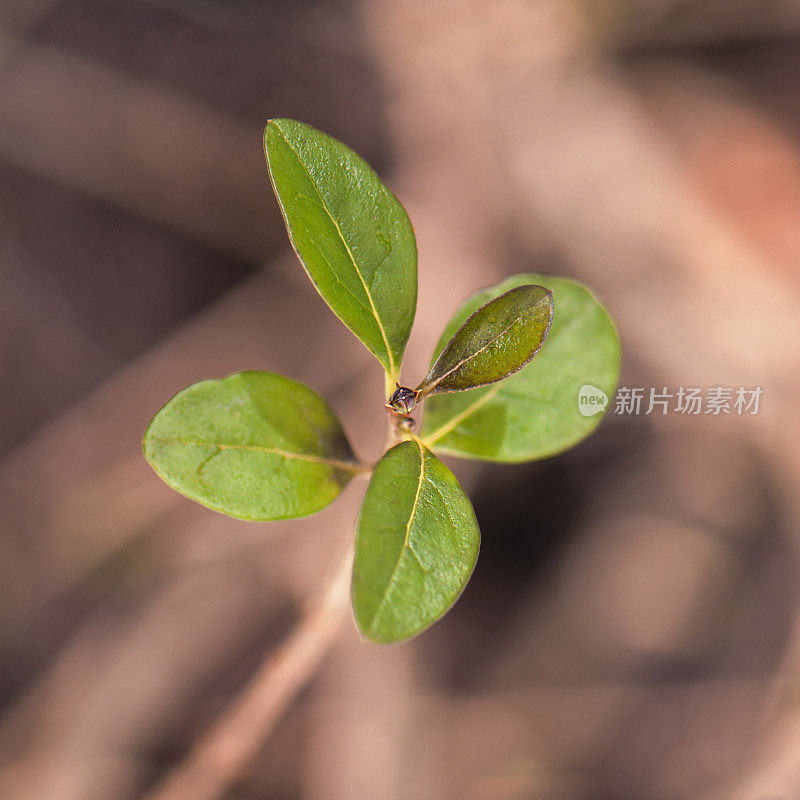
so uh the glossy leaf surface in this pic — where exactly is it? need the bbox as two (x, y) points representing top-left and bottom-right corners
(144, 371), (359, 520)
(352, 440), (480, 643)
(265, 118), (417, 378)
(421, 275), (620, 462)
(418, 284), (553, 396)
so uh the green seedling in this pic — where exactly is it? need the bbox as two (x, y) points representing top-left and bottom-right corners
(143, 118), (620, 643)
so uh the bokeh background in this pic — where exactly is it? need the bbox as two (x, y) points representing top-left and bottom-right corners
(2, 1), (800, 798)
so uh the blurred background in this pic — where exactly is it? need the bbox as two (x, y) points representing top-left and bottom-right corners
(2, 0), (800, 798)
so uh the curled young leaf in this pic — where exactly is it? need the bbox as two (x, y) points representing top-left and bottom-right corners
(417, 284), (553, 397)
(421, 275), (620, 462)
(143, 371), (361, 520)
(352, 440), (480, 643)
(264, 118), (417, 380)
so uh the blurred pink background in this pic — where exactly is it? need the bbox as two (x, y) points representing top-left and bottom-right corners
(1, 1), (800, 798)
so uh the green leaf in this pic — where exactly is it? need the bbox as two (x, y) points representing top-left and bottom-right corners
(421, 274), (620, 462)
(264, 118), (417, 379)
(417, 284), (553, 396)
(352, 440), (480, 643)
(143, 371), (361, 520)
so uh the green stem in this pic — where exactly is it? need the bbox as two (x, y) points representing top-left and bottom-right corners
(384, 370), (398, 401)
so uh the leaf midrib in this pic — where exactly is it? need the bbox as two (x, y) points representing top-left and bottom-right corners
(422, 384), (502, 447)
(271, 121), (396, 377)
(368, 440), (425, 636)
(149, 436), (362, 474)
(424, 293), (550, 393)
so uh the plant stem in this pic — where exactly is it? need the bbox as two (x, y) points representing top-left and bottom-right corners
(142, 539), (354, 800)
(384, 369), (398, 401)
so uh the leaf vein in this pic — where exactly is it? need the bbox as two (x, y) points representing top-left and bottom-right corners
(272, 122), (396, 377)
(422, 384), (502, 447)
(368, 440), (426, 635)
(150, 436), (362, 474)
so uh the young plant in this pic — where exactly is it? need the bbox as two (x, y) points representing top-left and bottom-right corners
(143, 118), (620, 644)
